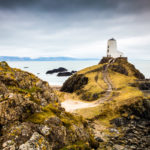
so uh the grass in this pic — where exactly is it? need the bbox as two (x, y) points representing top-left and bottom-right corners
(58, 64), (108, 101)
(60, 142), (90, 150)
(77, 64), (102, 74)
(26, 102), (85, 128)
(76, 71), (108, 101)
(109, 71), (136, 89)
(27, 104), (56, 124)
(56, 90), (80, 102)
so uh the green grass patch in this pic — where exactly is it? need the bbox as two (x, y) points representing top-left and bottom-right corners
(26, 104), (58, 124)
(60, 141), (91, 150)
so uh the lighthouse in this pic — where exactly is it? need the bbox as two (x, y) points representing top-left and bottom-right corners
(107, 38), (124, 58)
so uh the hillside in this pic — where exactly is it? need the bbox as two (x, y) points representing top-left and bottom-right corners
(0, 61), (98, 150)
(60, 57), (150, 149)
(61, 57), (145, 100)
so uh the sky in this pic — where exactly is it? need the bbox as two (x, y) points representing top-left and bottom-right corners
(0, 0), (150, 59)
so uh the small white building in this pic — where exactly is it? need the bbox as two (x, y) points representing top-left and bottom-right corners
(107, 38), (124, 58)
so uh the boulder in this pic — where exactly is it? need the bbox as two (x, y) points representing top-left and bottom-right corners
(19, 132), (51, 150)
(57, 72), (72, 76)
(46, 67), (67, 74)
(57, 70), (77, 77)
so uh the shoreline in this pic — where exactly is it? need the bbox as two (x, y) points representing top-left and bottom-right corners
(51, 85), (62, 90)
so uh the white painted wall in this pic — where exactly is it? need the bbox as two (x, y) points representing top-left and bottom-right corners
(107, 38), (124, 58)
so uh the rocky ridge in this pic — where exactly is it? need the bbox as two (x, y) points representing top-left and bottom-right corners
(0, 61), (98, 150)
(99, 99), (150, 150)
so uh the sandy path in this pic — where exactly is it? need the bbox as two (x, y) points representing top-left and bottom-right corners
(61, 99), (97, 112)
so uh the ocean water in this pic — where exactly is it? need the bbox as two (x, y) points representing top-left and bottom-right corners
(7, 61), (98, 86)
(7, 60), (150, 86)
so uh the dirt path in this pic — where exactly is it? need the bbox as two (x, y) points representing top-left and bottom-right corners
(61, 99), (98, 112)
(61, 58), (115, 112)
(94, 58), (115, 104)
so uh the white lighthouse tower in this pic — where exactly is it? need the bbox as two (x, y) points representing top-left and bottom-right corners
(107, 38), (124, 58)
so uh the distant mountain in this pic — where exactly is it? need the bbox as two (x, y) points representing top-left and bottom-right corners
(0, 56), (99, 61)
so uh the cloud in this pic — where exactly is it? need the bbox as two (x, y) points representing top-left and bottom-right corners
(0, 0), (150, 59)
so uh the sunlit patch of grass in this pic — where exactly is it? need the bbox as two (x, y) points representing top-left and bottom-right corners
(85, 72), (107, 90)
(60, 142), (90, 150)
(55, 90), (80, 102)
(60, 66), (108, 101)
(77, 64), (102, 75)
(109, 71), (136, 89)
(75, 105), (100, 119)
(77, 71), (108, 100)
(97, 73), (107, 89)
(114, 86), (143, 102)
(27, 110), (55, 124)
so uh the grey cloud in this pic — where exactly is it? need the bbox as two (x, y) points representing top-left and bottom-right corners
(0, 0), (150, 59)
(0, 0), (150, 14)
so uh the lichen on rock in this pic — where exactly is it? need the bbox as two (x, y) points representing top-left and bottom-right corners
(0, 61), (98, 150)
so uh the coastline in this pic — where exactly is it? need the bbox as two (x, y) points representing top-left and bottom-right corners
(51, 85), (62, 90)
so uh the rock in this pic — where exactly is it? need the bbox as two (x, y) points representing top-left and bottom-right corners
(95, 137), (104, 142)
(57, 72), (73, 76)
(71, 70), (77, 74)
(36, 80), (43, 88)
(111, 117), (127, 127)
(44, 116), (62, 125)
(57, 70), (77, 77)
(19, 132), (51, 150)
(41, 125), (51, 136)
(99, 57), (145, 79)
(2, 140), (16, 149)
(109, 64), (128, 76)
(46, 67), (67, 74)
(113, 144), (124, 150)
(109, 128), (119, 134)
(131, 80), (150, 90)
(105, 98), (150, 150)
(0, 62), (96, 150)
(61, 74), (88, 93)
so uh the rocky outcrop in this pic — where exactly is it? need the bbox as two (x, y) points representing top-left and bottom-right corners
(57, 71), (77, 77)
(99, 99), (150, 150)
(61, 74), (88, 93)
(132, 79), (150, 90)
(46, 67), (77, 77)
(0, 61), (98, 150)
(99, 57), (128, 64)
(109, 64), (128, 76)
(57, 72), (72, 76)
(46, 67), (67, 74)
(100, 57), (145, 79)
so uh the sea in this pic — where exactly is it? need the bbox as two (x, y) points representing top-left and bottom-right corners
(7, 59), (150, 86)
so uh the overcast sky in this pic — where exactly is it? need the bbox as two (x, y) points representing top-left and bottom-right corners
(0, 0), (150, 59)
